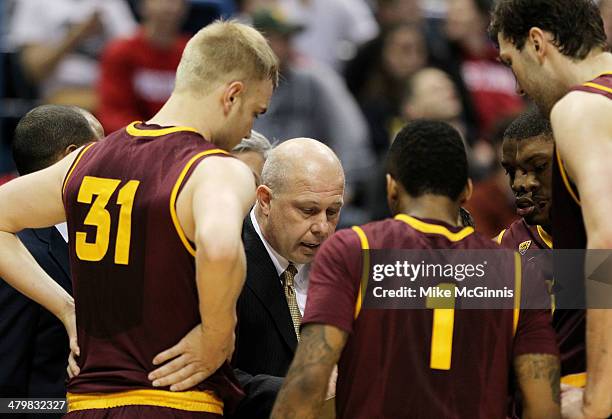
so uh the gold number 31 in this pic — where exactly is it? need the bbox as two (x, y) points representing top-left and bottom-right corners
(75, 176), (140, 265)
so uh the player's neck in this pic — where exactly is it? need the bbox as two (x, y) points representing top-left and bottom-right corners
(563, 50), (612, 86)
(394, 195), (461, 227)
(147, 94), (214, 141)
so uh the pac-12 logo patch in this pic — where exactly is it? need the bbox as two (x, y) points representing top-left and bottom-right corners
(519, 240), (532, 255)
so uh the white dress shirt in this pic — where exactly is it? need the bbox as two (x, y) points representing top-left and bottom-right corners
(55, 222), (69, 243)
(250, 208), (309, 315)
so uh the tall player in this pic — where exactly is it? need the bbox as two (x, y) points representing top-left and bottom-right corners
(0, 21), (278, 418)
(490, 2), (612, 417)
(271, 120), (560, 419)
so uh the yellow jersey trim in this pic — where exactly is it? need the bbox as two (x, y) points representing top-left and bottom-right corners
(536, 225), (553, 249)
(67, 389), (223, 413)
(170, 149), (230, 257)
(351, 226), (370, 319)
(555, 148), (581, 206)
(582, 81), (612, 95)
(561, 372), (587, 388)
(126, 121), (199, 137)
(495, 229), (506, 245)
(394, 214), (474, 242)
(513, 252), (522, 336)
(62, 143), (96, 196)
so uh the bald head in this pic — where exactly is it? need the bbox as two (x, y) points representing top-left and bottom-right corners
(261, 138), (344, 194)
(256, 138), (345, 264)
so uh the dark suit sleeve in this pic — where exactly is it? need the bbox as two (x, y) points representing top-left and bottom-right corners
(0, 279), (39, 396)
(229, 368), (283, 419)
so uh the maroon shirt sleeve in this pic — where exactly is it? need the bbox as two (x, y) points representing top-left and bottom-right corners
(302, 228), (363, 333)
(513, 309), (559, 357)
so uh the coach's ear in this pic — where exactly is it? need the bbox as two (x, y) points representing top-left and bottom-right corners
(256, 184), (273, 216)
(458, 178), (473, 206)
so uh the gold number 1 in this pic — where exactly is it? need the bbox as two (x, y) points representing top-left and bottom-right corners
(75, 176), (140, 265)
(426, 283), (456, 370)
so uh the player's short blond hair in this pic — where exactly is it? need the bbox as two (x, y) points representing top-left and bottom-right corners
(175, 20), (279, 95)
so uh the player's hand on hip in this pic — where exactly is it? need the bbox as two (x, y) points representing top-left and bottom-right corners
(61, 300), (80, 378)
(148, 324), (235, 391)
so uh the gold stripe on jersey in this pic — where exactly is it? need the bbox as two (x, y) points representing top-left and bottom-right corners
(555, 148), (581, 206)
(352, 226), (370, 319)
(67, 389), (223, 413)
(561, 372), (587, 388)
(513, 251), (522, 336)
(126, 121), (199, 137)
(170, 149), (230, 257)
(394, 214), (474, 242)
(495, 229), (506, 245)
(582, 81), (612, 95)
(62, 143), (96, 196)
(536, 225), (553, 249)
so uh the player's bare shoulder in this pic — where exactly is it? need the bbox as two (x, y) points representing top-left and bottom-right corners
(551, 90), (612, 136)
(175, 155), (256, 241)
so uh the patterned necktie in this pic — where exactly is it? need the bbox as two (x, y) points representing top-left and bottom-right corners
(281, 263), (301, 340)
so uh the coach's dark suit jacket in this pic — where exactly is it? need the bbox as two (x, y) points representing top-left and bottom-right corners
(230, 215), (298, 419)
(0, 227), (71, 408)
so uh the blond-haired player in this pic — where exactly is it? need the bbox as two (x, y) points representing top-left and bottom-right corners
(0, 20), (278, 418)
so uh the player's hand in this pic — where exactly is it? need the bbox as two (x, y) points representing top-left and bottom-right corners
(561, 384), (585, 419)
(60, 300), (80, 379)
(326, 365), (337, 400)
(148, 324), (234, 391)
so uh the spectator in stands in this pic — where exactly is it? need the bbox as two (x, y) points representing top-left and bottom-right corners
(251, 8), (373, 202)
(440, 0), (524, 139)
(278, 0), (379, 71)
(402, 67), (465, 140)
(8, 0), (136, 111)
(346, 23), (428, 157)
(97, 0), (189, 133)
(464, 117), (518, 237)
(233, 130), (273, 187)
(600, 0), (612, 49)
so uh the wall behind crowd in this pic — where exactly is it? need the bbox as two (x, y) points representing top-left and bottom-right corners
(2, 0), (603, 234)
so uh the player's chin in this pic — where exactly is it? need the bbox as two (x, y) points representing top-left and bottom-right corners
(525, 211), (546, 226)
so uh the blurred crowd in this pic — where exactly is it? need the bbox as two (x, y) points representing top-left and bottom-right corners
(2, 0), (611, 236)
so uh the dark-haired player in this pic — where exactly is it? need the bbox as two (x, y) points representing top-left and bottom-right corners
(497, 109), (590, 419)
(270, 120), (560, 419)
(490, 2), (612, 416)
(497, 109), (553, 252)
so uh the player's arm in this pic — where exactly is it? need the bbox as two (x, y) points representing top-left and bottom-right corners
(0, 149), (80, 353)
(514, 353), (561, 419)
(270, 323), (347, 419)
(149, 156), (255, 390)
(551, 93), (612, 418)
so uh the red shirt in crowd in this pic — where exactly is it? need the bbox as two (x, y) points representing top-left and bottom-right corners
(97, 30), (189, 134)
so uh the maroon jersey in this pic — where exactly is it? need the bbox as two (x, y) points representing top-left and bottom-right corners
(496, 219), (551, 251)
(303, 214), (558, 419)
(62, 122), (243, 408)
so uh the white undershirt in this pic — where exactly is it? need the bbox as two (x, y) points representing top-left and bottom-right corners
(250, 208), (309, 315)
